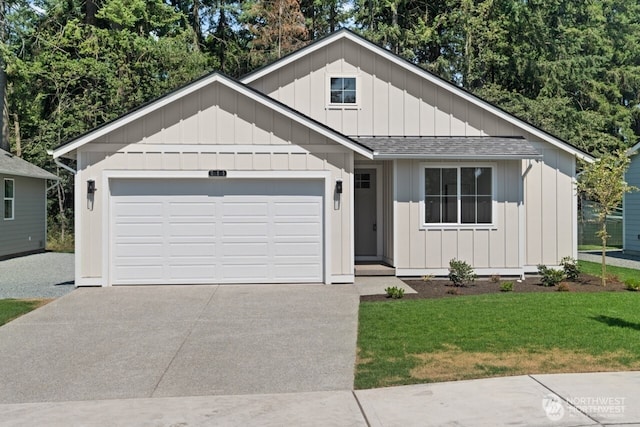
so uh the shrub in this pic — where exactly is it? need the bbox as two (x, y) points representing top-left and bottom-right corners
(490, 274), (501, 283)
(560, 256), (580, 281)
(385, 286), (405, 299)
(500, 282), (514, 292)
(537, 264), (565, 287)
(624, 279), (640, 291)
(557, 283), (570, 292)
(448, 259), (477, 287)
(422, 274), (434, 282)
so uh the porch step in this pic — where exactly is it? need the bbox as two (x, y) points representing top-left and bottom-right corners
(355, 263), (396, 277)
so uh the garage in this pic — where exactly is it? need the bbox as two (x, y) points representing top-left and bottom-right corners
(109, 178), (324, 285)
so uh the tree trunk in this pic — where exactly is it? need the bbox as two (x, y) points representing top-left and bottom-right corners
(601, 219), (607, 287)
(12, 112), (20, 157)
(0, 0), (9, 152)
(85, 0), (99, 26)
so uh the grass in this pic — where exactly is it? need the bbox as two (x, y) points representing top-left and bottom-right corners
(0, 299), (49, 327)
(356, 292), (640, 389)
(578, 260), (640, 283)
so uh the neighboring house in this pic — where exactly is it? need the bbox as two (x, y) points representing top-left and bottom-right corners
(52, 30), (593, 286)
(624, 144), (640, 254)
(0, 148), (59, 259)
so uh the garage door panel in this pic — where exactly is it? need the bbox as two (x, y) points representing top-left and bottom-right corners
(111, 178), (323, 284)
(274, 242), (320, 256)
(169, 243), (216, 257)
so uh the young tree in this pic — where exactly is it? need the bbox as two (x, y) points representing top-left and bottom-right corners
(577, 150), (636, 286)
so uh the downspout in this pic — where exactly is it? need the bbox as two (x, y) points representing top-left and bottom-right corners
(52, 156), (77, 175)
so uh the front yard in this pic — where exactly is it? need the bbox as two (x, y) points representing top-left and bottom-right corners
(356, 283), (640, 389)
(0, 299), (50, 327)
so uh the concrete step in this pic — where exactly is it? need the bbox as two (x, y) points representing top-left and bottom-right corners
(355, 263), (396, 277)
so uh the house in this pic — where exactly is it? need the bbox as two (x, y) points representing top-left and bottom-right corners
(0, 148), (59, 259)
(623, 144), (640, 254)
(52, 30), (592, 286)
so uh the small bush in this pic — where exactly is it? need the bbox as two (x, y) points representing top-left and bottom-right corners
(624, 279), (640, 291)
(557, 283), (570, 292)
(537, 264), (565, 287)
(448, 259), (477, 287)
(500, 281), (514, 292)
(422, 274), (434, 282)
(385, 286), (405, 299)
(490, 274), (501, 283)
(560, 256), (580, 281)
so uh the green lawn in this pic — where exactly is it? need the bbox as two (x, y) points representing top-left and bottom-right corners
(578, 245), (622, 251)
(578, 260), (640, 283)
(0, 299), (47, 327)
(356, 292), (640, 389)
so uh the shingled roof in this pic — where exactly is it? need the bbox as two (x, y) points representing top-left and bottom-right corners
(0, 149), (58, 180)
(354, 136), (543, 160)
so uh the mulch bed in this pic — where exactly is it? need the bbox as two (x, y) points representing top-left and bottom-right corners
(360, 274), (629, 302)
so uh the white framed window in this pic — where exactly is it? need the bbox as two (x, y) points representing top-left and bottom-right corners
(420, 164), (496, 228)
(327, 75), (359, 108)
(4, 178), (14, 220)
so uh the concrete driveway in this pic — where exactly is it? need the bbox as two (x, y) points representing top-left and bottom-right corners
(0, 284), (359, 404)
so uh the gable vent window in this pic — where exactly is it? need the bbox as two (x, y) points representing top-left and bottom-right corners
(330, 77), (357, 105)
(4, 178), (14, 220)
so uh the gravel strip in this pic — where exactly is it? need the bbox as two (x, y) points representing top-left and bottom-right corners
(578, 250), (640, 270)
(0, 252), (75, 299)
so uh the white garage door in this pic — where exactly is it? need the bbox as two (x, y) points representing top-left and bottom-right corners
(110, 179), (324, 285)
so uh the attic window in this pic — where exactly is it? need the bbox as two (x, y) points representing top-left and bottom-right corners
(329, 77), (357, 106)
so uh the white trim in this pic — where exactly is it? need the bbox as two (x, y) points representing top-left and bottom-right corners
(80, 143), (351, 155)
(74, 159), (82, 287)
(76, 278), (102, 287)
(419, 162), (497, 229)
(349, 152), (355, 278)
(354, 165), (383, 259)
(326, 74), (360, 109)
(241, 30), (592, 162)
(396, 267), (526, 277)
(392, 160), (398, 266)
(3, 178), (14, 220)
(101, 170), (333, 286)
(331, 274), (354, 283)
(53, 73), (373, 160)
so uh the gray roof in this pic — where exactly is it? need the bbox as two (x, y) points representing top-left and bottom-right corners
(0, 149), (59, 180)
(354, 136), (543, 160)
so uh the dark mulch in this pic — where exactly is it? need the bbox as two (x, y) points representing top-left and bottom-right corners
(360, 274), (628, 302)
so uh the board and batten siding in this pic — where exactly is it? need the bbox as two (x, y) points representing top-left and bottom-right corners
(394, 160), (521, 271)
(0, 174), (47, 258)
(624, 155), (640, 253)
(75, 81), (354, 282)
(246, 38), (522, 138)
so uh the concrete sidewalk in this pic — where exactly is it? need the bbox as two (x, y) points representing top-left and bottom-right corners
(0, 372), (638, 426)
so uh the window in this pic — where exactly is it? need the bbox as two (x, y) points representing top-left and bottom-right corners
(330, 77), (357, 105)
(423, 166), (493, 226)
(4, 179), (14, 220)
(355, 172), (371, 189)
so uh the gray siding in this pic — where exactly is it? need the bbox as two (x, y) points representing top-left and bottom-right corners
(625, 155), (640, 252)
(0, 174), (47, 257)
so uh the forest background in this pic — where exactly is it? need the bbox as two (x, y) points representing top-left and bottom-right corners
(0, 0), (638, 241)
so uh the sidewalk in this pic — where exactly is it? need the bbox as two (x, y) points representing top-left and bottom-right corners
(578, 250), (640, 270)
(1, 372), (638, 426)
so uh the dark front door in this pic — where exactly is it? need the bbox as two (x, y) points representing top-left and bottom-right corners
(355, 169), (377, 257)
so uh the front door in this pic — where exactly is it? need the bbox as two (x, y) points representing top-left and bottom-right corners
(355, 169), (377, 257)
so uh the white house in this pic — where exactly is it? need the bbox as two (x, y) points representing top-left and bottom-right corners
(52, 30), (592, 286)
